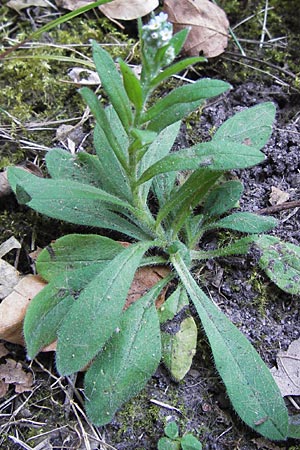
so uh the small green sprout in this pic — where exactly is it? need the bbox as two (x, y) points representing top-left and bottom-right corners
(158, 421), (202, 450)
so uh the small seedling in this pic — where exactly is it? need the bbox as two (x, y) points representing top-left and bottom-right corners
(158, 421), (202, 450)
(8, 11), (300, 441)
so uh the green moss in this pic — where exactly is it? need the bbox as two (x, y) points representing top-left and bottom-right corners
(249, 269), (269, 315)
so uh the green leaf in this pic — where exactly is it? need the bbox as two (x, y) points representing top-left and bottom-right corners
(207, 212), (278, 234)
(213, 102), (276, 150)
(158, 286), (189, 324)
(156, 169), (221, 234)
(46, 148), (103, 188)
(256, 235), (300, 295)
(165, 421), (179, 439)
(137, 140), (264, 185)
(84, 278), (166, 425)
(202, 181), (243, 217)
(118, 58), (143, 111)
(171, 253), (289, 441)
(162, 316), (197, 382)
(288, 415), (300, 438)
(181, 434), (202, 450)
(80, 87), (128, 170)
(56, 242), (150, 375)
(158, 437), (180, 450)
(24, 267), (92, 358)
(150, 57), (206, 89)
(92, 41), (133, 131)
(143, 79), (230, 132)
(152, 172), (177, 209)
(138, 121), (181, 202)
(93, 123), (132, 201)
(36, 234), (124, 281)
(191, 235), (257, 261)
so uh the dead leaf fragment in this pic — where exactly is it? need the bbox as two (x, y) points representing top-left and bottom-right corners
(7, 0), (49, 13)
(0, 359), (33, 396)
(164, 0), (229, 57)
(100, 0), (159, 20)
(269, 186), (290, 206)
(0, 275), (47, 345)
(68, 67), (101, 85)
(271, 337), (300, 397)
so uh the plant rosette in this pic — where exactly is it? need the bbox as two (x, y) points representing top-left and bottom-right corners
(7, 11), (300, 441)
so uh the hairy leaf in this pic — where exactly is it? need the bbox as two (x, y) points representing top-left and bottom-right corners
(85, 278), (165, 425)
(150, 56), (206, 88)
(202, 180), (243, 217)
(92, 40), (132, 131)
(256, 235), (300, 295)
(172, 253), (288, 441)
(214, 102), (276, 150)
(207, 212), (277, 234)
(118, 58), (143, 111)
(56, 242), (150, 375)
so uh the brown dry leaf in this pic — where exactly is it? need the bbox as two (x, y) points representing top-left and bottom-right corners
(56, 0), (158, 20)
(0, 237), (21, 300)
(271, 338), (300, 397)
(269, 186), (290, 206)
(0, 275), (47, 345)
(0, 343), (9, 359)
(99, 0), (158, 20)
(164, 0), (229, 57)
(0, 358), (33, 396)
(7, 0), (49, 13)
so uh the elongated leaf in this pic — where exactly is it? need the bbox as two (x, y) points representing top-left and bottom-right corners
(152, 172), (177, 209)
(36, 234), (124, 281)
(24, 267), (93, 358)
(84, 278), (166, 425)
(158, 286), (188, 324)
(143, 80), (230, 132)
(171, 253), (288, 441)
(202, 181), (243, 217)
(150, 56), (206, 88)
(214, 102), (276, 150)
(93, 123), (132, 201)
(255, 235), (300, 295)
(138, 121), (181, 202)
(207, 212), (278, 234)
(191, 235), (257, 261)
(92, 41), (133, 131)
(137, 141), (264, 185)
(56, 242), (150, 375)
(46, 148), (104, 188)
(8, 167), (149, 239)
(156, 169), (221, 233)
(80, 87), (128, 170)
(118, 58), (143, 111)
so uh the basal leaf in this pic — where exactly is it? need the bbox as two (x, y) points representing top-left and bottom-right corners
(181, 434), (202, 450)
(161, 316), (197, 382)
(158, 286), (188, 324)
(202, 180), (243, 217)
(84, 278), (166, 425)
(46, 148), (103, 188)
(172, 253), (288, 441)
(164, 421), (179, 439)
(56, 242), (150, 375)
(207, 212), (278, 234)
(36, 234), (124, 281)
(213, 102), (276, 150)
(92, 41), (133, 131)
(255, 235), (300, 295)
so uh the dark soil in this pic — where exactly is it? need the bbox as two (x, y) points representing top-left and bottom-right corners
(1, 2), (300, 450)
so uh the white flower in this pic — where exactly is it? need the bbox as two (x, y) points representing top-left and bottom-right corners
(160, 28), (173, 42)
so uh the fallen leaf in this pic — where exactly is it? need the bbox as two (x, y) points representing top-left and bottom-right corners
(0, 275), (47, 345)
(0, 237), (21, 300)
(7, 0), (49, 13)
(164, 0), (229, 57)
(100, 0), (159, 20)
(0, 343), (9, 359)
(269, 186), (290, 206)
(56, 0), (158, 20)
(0, 359), (33, 396)
(271, 338), (300, 397)
(67, 67), (101, 85)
